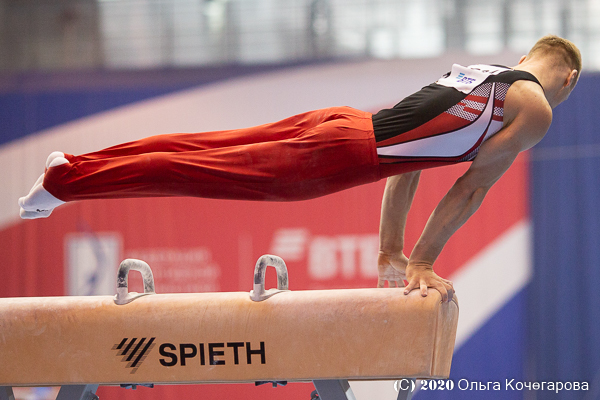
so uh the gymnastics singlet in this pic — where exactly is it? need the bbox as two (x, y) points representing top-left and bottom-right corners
(372, 64), (542, 177)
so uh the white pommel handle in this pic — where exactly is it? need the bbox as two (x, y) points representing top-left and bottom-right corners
(114, 259), (156, 305)
(250, 255), (290, 302)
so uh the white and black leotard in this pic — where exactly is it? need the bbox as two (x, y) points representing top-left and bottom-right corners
(372, 64), (542, 175)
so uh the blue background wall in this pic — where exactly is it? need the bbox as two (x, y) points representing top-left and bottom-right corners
(529, 73), (600, 400)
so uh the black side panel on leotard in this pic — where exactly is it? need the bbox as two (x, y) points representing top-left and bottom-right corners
(372, 68), (542, 143)
(372, 84), (465, 143)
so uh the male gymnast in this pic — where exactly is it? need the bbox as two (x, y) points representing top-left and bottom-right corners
(19, 35), (581, 302)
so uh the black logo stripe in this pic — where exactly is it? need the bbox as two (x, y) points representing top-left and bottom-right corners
(121, 337), (137, 356)
(115, 338), (128, 350)
(131, 337), (156, 368)
(113, 337), (156, 374)
(127, 338), (146, 362)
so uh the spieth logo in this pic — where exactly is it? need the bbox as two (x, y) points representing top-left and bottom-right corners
(113, 337), (156, 374)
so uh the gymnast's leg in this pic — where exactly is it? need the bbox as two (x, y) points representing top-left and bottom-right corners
(60, 108), (337, 163)
(18, 107), (377, 218)
(19, 111), (325, 217)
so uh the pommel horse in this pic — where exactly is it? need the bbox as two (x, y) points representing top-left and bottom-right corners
(0, 255), (459, 400)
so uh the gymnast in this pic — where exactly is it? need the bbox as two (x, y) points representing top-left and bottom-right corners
(19, 35), (581, 302)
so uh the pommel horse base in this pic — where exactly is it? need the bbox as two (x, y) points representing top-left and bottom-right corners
(0, 255), (459, 400)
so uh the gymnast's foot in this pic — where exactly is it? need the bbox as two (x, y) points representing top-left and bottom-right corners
(45, 151), (65, 171)
(18, 155), (68, 219)
(19, 207), (53, 219)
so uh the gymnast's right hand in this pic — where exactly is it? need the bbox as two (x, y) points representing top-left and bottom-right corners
(377, 252), (408, 288)
(403, 261), (454, 303)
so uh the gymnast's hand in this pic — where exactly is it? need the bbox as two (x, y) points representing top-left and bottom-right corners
(404, 261), (454, 303)
(377, 252), (408, 288)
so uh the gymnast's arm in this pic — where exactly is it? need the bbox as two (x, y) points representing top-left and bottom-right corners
(377, 171), (421, 288)
(404, 84), (552, 302)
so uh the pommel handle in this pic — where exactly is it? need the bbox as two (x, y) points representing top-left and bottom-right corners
(114, 259), (156, 305)
(250, 255), (289, 302)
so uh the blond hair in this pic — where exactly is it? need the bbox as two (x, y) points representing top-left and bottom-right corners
(528, 35), (582, 84)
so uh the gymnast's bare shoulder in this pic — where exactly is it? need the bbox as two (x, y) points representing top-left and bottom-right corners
(457, 81), (551, 193)
(501, 79), (553, 151)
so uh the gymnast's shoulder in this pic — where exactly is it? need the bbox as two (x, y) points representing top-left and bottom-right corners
(502, 80), (553, 146)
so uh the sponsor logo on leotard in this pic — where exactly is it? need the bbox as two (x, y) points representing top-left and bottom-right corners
(437, 64), (510, 94)
(456, 72), (476, 85)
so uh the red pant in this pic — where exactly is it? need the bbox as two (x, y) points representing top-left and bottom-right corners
(43, 107), (381, 202)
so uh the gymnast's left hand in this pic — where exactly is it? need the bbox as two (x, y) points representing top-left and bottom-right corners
(403, 262), (454, 303)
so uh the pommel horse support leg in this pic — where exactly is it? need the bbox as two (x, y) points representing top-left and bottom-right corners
(0, 256), (459, 400)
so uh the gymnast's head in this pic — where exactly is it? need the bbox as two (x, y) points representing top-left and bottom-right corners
(517, 35), (582, 107)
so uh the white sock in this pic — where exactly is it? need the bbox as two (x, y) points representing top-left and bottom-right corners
(19, 155), (69, 219)
(46, 151), (65, 169)
(19, 157), (68, 213)
(20, 207), (53, 219)
(19, 183), (65, 212)
(30, 173), (45, 193)
(48, 156), (68, 168)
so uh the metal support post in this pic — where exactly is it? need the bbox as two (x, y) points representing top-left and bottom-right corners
(313, 379), (356, 400)
(0, 387), (15, 400)
(56, 385), (99, 400)
(396, 379), (415, 400)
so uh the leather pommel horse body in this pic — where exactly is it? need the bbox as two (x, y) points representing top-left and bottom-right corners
(0, 256), (459, 400)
